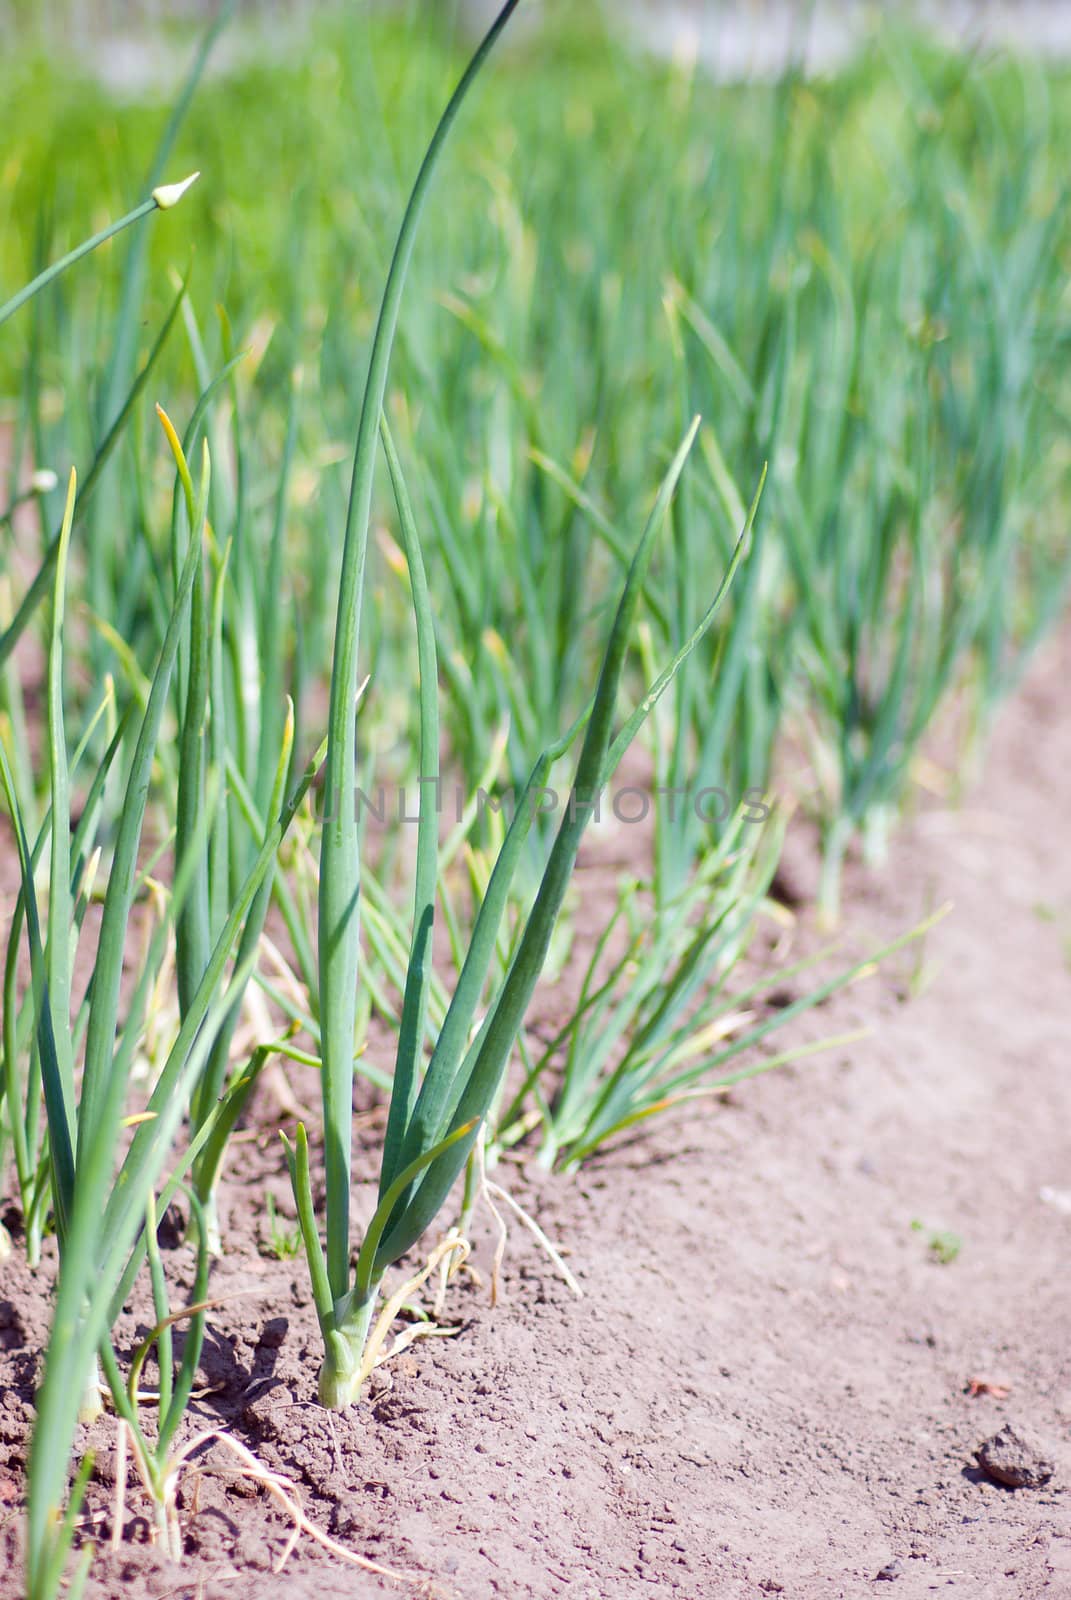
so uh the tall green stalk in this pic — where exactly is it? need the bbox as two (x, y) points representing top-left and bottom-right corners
(316, 0), (522, 1310)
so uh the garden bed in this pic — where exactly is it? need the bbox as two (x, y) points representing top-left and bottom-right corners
(3, 9), (1071, 1595)
(2, 630), (1067, 1600)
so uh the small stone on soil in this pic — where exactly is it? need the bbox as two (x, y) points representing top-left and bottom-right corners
(974, 1424), (1055, 1489)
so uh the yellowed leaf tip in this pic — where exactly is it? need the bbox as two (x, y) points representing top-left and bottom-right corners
(155, 402), (183, 457)
(152, 171), (200, 211)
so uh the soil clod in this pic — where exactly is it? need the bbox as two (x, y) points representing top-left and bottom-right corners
(973, 1424), (1056, 1489)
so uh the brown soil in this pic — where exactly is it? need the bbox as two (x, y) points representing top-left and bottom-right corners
(2, 630), (1071, 1600)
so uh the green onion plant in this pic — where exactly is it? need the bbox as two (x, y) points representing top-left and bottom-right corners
(0, 9), (1069, 1591)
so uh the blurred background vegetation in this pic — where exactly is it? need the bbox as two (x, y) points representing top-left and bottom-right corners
(3, 1), (1069, 881)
